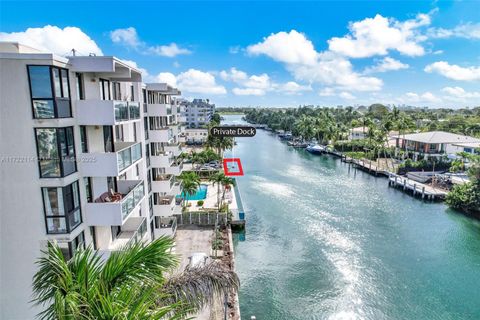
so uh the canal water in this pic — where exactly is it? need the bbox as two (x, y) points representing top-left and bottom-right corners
(223, 115), (480, 320)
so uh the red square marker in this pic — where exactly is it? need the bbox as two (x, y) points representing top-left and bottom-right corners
(223, 158), (244, 176)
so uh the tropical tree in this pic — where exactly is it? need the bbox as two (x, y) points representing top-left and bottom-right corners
(209, 172), (226, 210)
(179, 171), (200, 208)
(221, 176), (236, 202)
(32, 237), (239, 319)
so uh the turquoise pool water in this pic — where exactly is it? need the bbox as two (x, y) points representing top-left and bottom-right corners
(177, 184), (208, 200)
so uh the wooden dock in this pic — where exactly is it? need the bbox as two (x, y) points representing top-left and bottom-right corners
(351, 158), (390, 176)
(387, 173), (448, 200)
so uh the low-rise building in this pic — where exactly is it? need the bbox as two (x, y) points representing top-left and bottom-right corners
(185, 128), (209, 144)
(348, 126), (369, 140)
(393, 131), (480, 160)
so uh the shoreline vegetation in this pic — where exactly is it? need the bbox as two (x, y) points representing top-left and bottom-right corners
(229, 105), (479, 215)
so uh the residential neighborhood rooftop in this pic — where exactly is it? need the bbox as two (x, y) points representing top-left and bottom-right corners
(394, 131), (480, 144)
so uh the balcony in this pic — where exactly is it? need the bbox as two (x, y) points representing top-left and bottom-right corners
(165, 159), (183, 176)
(147, 103), (172, 116)
(76, 100), (141, 125)
(79, 142), (142, 177)
(108, 217), (148, 250)
(164, 143), (182, 156)
(152, 174), (174, 193)
(149, 128), (174, 142)
(153, 195), (176, 216)
(154, 216), (177, 238)
(150, 151), (174, 167)
(85, 180), (145, 226)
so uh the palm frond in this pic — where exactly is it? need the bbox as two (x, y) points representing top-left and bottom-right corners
(100, 237), (178, 291)
(161, 262), (239, 313)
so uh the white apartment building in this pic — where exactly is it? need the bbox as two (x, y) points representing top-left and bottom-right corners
(0, 42), (184, 319)
(180, 98), (215, 128)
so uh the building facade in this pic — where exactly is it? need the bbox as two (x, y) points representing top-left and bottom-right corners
(180, 98), (215, 128)
(0, 42), (184, 319)
(394, 131), (480, 161)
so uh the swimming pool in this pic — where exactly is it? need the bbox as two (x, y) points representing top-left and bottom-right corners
(177, 184), (208, 200)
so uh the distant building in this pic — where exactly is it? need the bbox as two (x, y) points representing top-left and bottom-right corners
(393, 131), (480, 160)
(185, 128), (209, 144)
(348, 126), (369, 140)
(180, 98), (215, 128)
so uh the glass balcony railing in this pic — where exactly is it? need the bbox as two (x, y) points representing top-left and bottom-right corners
(121, 182), (145, 220)
(117, 143), (142, 172)
(114, 101), (141, 122)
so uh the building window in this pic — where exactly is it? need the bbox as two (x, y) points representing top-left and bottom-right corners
(84, 177), (93, 202)
(57, 231), (85, 260)
(42, 181), (82, 234)
(149, 195), (153, 218)
(35, 127), (76, 178)
(144, 117), (149, 140)
(103, 126), (114, 152)
(75, 73), (84, 100)
(27, 65), (72, 119)
(111, 226), (121, 241)
(130, 85), (135, 101)
(80, 126), (88, 153)
(100, 79), (111, 100)
(112, 82), (121, 100)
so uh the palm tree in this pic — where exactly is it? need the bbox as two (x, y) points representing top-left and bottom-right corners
(209, 172), (225, 211)
(179, 172), (200, 209)
(221, 176), (236, 203)
(32, 237), (239, 319)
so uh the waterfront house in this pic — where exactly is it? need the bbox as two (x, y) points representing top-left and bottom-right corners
(348, 126), (369, 140)
(451, 142), (480, 155)
(393, 131), (480, 161)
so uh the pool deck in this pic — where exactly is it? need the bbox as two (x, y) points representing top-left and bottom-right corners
(185, 182), (238, 213)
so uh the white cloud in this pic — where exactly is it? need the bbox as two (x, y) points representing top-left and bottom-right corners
(290, 52), (383, 91)
(109, 27), (190, 57)
(428, 23), (480, 40)
(247, 30), (318, 65)
(339, 92), (356, 100)
(404, 91), (441, 103)
(328, 13), (430, 58)
(279, 81), (312, 95)
(424, 61), (480, 81)
(0, 25), (102, 56)
(148, 43), (191, 57)
(110, 27), (141, 48)
(173, 69), (226, 94)
(221, 68), (272, 96)
(154, 72), (178, 87)
(442, 86), (480, 99)
(220, 68), (248, 82)
(364, 57), (409, 73)
(221, 67), (311, 96)
(232, 88), (265, 96)
(246, 30), (383, 92)
(319, 87), (336, 97)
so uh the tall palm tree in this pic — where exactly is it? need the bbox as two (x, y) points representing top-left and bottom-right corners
(32, 237), (239, 319)
(209, 172), (225, 211)
(179, 171), (200, 209)
(221, 176), (236, 203)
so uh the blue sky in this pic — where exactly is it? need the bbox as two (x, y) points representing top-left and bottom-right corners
(1, 1), (480, 108)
